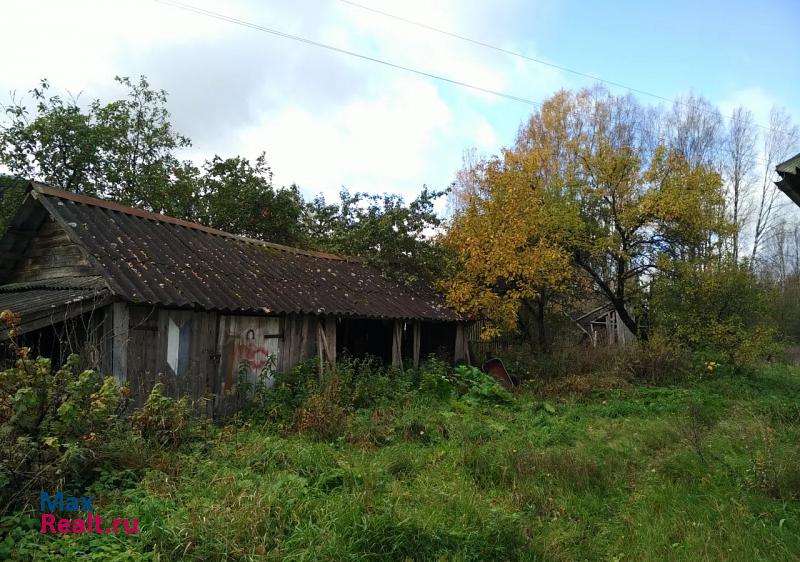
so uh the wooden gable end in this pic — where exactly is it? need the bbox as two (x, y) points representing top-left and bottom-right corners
(7, 217), (98, 283)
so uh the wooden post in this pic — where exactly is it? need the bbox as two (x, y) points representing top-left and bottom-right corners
(412, 321), (421, 368)
(325, 316), (337, 368)
(391, 320), (403, 369)
(454, 323), (469, 365)
(317, 316), (337, 378)
(111, 302), (129, 386)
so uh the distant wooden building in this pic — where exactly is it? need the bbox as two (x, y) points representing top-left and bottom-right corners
(573, 303), (636, 347)
(0, 183), (469, 415)
(777, 152), (800, 208)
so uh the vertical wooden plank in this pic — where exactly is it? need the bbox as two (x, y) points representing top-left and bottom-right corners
(111, 302), (129, 386)
(413, 321), (421, 368)
(98, 305), (113, 375)
(325, 316), (336, 367)
(391, 320), (403, 369)
(454, 323), (470, 365)
(316, 317), (324, 379)
(155, 309), (169, 395)
(279, 317), (287, 372)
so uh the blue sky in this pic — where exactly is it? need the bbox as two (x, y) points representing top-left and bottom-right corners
(537, 0), (799, 108)
(1, 0), (798, 208)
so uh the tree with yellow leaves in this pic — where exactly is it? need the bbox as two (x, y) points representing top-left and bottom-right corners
(442, 87), (733, 343)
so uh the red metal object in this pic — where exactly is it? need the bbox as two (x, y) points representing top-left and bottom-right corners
(482, 357), (514, 389)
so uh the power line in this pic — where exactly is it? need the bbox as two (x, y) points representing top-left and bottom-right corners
(336, 0), (792, 139)
(155, 0), (542, 108)
(154, 0), (778, 169)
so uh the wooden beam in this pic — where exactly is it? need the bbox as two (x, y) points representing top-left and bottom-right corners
(454, 323), (470, 365)
(324, 316), (336, 368)
(412, 321), (421, 369)
(112, 302), (129, 386)
(391, 320), (403, 369)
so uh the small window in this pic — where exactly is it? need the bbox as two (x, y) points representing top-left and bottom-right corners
(167, 317), (192, 375)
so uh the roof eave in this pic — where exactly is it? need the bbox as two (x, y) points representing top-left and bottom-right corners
(777, 168), (800, 208)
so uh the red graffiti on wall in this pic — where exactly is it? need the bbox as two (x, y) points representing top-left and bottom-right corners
(237, 329), (270, 372)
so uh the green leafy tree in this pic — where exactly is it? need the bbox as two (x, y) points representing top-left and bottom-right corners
(304, 187), (450, 285)
(0, 175), (27, 238)
(0, 77), (306, 247)
(0, 76), (189, 207)
(651, 260), (779, 367)
(195, 154), (306, 247)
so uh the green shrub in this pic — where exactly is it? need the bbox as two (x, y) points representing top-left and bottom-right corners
(419, 358), (454, 400)
(613, 335), (692, 383)
(417, 360), (513, 404)
(0, 354), (125, 510)
(130, 383), (194, 447)
(651, 260), (780, 370)
(294, 374), (349, 441)
(254, 358), (319, 426)
(452, 365), (513, 405)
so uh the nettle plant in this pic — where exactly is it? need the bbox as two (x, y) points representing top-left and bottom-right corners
(0, 340), (127, 510)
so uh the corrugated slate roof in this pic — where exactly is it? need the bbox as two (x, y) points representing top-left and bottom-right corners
(777, 152), (800, 208)
(0, 283), (110, 338)
(0, 276), (108, 292)
(25, 184), (460, 321)
(777, 153), (800, 175)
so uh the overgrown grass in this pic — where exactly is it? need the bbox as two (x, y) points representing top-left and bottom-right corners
(2, 362), (800, 560)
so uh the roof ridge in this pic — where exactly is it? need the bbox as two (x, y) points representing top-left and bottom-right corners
(30, 182), (359, 263)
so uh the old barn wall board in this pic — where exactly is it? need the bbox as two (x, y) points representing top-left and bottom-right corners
(280, 314), (317, 373)
(112, 302), (130, 387)
(126, 305), (159, 404)
(216, 315), (281, 393)
(8, 219), (96, 283)
(125, 306), (218, 410)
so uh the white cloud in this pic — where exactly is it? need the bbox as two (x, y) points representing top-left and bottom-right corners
(0, 0), (571, 204)
(237, 76), (453, 200)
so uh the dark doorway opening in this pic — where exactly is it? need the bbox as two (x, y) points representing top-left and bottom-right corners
(336, 318), (393, 364)
(419, 322), (457, 363)
(2, 310), (104, 370)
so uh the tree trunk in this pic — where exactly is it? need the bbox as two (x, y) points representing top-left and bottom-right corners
(536, 293), (548, 352)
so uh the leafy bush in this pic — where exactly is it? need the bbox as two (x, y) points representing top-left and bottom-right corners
(613, 335), (692, 383)
(130, 382), (194, 447)
(294, 374), (349, 441)
(0, 354), (125, 510)
(451, 365), (513, 405)
(651, 261), (780, 369)
(417, 359), (512, 405)
(419, 357), (454, 400)
(251, 356), (416, 429)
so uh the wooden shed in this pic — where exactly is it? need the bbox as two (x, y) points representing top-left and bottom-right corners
(573, 303), (636, 347)
(0, 183), (469, 415)
(777, 152), (800, 208)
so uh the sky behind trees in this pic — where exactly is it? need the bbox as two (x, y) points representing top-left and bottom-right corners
(1, 0), (798, 210)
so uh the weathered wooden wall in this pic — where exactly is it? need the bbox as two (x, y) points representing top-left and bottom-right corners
(124, 304), (218, 414)
(120, 306), (324, 416)
(280, 314), (318, 372)
(8, 218), (96, 283)
(114, 305), (468, 417)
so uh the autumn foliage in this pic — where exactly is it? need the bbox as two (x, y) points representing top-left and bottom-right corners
(443, 87), (735, 342)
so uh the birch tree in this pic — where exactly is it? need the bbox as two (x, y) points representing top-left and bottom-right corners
(722, 107), (757, 261)
(751, 107), (799, 263)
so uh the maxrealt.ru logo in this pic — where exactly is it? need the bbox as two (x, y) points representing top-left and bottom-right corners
(39, 492), (139, 535)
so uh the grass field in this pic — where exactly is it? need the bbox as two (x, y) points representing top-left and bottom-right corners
(3, 364), (800, 561)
